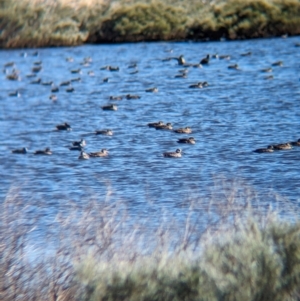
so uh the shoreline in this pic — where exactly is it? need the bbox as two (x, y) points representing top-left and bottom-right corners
(1, 0), (300, 48)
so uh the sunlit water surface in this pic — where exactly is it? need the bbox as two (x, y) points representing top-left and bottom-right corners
(1, 37), (300, 243)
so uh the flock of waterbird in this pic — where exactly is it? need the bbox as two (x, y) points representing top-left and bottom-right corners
(4, 43), (300, 159)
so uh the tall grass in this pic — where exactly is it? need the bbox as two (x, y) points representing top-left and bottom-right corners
(1, 180), (300, 300)
(1, 0), (300, 48)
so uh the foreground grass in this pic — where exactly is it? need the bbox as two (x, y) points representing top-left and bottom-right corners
(1, 0), (300, 48)
(1, 181), (300, 300)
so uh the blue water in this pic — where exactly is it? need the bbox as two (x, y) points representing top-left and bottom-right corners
(1, 37), (300, 233)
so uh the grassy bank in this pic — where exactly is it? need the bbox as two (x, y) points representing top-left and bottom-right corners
(1, 0), (300, 48)
(1, 182), (300, 300)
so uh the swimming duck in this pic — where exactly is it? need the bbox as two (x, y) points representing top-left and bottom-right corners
(175, 55), (186, 65)
(4, 62), (15, 67)
(200, 54), (210, 65)
(228, 64), (239, 70)
(26, 73), (37, 78)
(128, 63), (137, 69)
(163, 148), (182, 158)
(174, 73), (187, 78)
(30, 78), (41, 84)
(253, 145), (274, 153)
(290, 139), (300, 146)
(174, 127), (192, 134)
(240, 51), (252, 56)
(42, 81), (53, 86)
(177, 137), (196, 144)
(88, 71), (95, 76)
(145, 87), (158, 93)
(60, 81), (71, 86)
(34, 147), (52, 155)
(56, 122), (71, 131)
(9, 90), (21, 97)
(272, 143), (292, 150)
(148, 121), (164, 128)
(126, 94), (141, 100)
(95, 129), (113, 136)
(51, 85), (59, 92)
(89, 149), (109, 157)
(272, 61), (283, 67)
(32, 65), (42, 73)
(72, 138), (86, 147)
(261, 68), (272, 73)
(155, 123), (173, 130)
(264, 75), (274, 80)
(78, 151), (90, 160)
(6, 70), (20, 81)
(103, 77), (109, 82)
(70, 69), (81, 74)
(189, 82), (203, 89)
(100, 66), (119, 71)
(109, 96), (123, 100)
(102, 104), (118, 111)
(70, 77), (81, 82)
(66, 86), (74, 93)
(219, 55), (231, 60)
(12, 147), (28, 154)
(49, 94), (58, 101)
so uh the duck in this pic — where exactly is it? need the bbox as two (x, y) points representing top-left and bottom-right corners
(290, 139), (300, 146)
(103, 77), (109, 82)
(34, 147), (52, 155)
(49, 94), (58, 101)
(145, 87), (158, 93)
(56, 122), (72, 131)
(163, 148), (182, 158)
(155, 123), (173, 130)
(173, 127), (192, 134)
(174, 73), (187, 79)
(261, 67), (272, 73)
(228, 64), (239, 70)
(66, 86), (74, 93)
(189, 82), (203, 89)
(72, 138), (86, 147)
(70, 69), (81, 74)
(148, 121), (164, 128)
(6, 70), (20, 80)
(272, 61), (283, 67)
(51, 85), (59, 92)
(32, 65), (42, 73)
(264, 75), (274, 80)
(253, 145), (274, 153)
(100, 65), (119, 71)
(89, 149), (109, 157)
(200, 54), (210, 65)
(95, 129), (113, 136)
(272, 143), (292, 150)
(60, 80), (71, 86)
(78, 151), (90, 160)
(42, 81), (53, 86)
(8, 90), (21, 97)
(12, 147), (28, 154)
(174, 55), (186, 65)
(240, 51), (252, 56)
(219, 55), (231, 60)
(177, 137), (196, 144)
(70, 77), (81, 82)
(126, 94), (141, 100)
(30, 78), (41, 84)
(102, 104), (118, 111)
(109, 96), (123, 100)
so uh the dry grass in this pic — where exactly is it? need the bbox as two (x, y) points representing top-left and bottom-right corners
(1, 179), (300, 300)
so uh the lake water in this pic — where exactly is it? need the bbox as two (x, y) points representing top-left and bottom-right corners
(1, 37), (300, 235)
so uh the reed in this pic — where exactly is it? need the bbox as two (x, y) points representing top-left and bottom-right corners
(1, 180), (300, 300)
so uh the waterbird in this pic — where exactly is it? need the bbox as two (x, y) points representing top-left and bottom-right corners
(72, 139), (86, 147)
(78, 151), (90, 160)
(253, 145), (274, 153)
(102, 104), (118, 111)
(126, 94), (141, 100)
(34, 147), (52, 155)
(145, 87), (158, 93)
(228, 64), (239, 70)
(148, 121), (164, 128)
(290, 139), (300, 146)
(56, 122), (71, 131)
(173, 127), (192, 134)
(200, 54), (210, 65)
(272, 61), (283, 67)
(155, 123), (173, 130)
(109, 96), (123, 100)
(272, 143), (292, 150)
(163, 148), (182, 158)
(177, 137), (196, 144)
(12, 147), (28, 154)
(89, 149), (109, 157)
(95, 129), (113, 136)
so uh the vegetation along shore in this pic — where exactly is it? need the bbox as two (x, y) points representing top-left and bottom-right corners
(1, 0), (300, 48)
